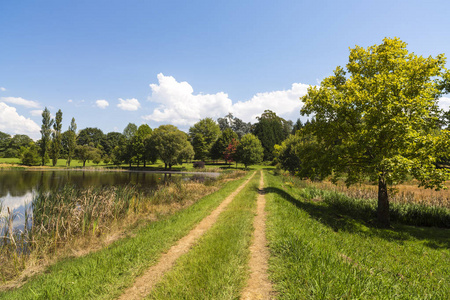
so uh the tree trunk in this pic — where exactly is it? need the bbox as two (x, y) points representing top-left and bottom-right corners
(377, 175), (390, 227)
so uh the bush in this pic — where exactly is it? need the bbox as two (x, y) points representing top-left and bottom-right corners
(193, 161), (205, 169)
(21, 145), (40, 166)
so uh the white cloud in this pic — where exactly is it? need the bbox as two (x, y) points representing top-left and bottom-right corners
(30, 109), (43, 116)
(0, 96), (40, 108)
(0, 87), (6, 92)
(142, 73), (308, 127)
(117, 98), (140, 111)
(96, 99), (109, 109)
(68, 99), (73, 103)
(232, 83), (309, 122)
(438, 97), (450, 111)
(0, 102), (41, 139)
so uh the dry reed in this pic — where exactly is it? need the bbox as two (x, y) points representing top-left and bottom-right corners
(0, 170), (245, 284)
(309, 180), (450, 208)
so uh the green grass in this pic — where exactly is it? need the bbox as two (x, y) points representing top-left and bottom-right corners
(148, 171), (260, 300)
(0, 158), (20, 165)
(0, 157), (258, 171)
(0, 173), (252, 299)
(265, 171), (450, 299)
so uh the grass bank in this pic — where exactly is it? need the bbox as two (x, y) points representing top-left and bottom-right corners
(148, 171), (260, 299)
(0, 171), (247, 298)
(265, 171), (449, 299)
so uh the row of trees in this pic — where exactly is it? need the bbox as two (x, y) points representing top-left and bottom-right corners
(274, 38), (450, 227)
(1, 110), (271, 169)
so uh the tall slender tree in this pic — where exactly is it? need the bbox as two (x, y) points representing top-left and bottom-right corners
(50, 109), (63, 166)
(63, 117), (77, 166)
(40, 107), (53, 166)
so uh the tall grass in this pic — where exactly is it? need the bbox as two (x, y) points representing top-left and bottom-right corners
(309, 179), (450, 208)
(0, 171), (244, 283)
(0, 171), (249, 299)
(265, 171), (449, 299)
(280, 175), (450, 228)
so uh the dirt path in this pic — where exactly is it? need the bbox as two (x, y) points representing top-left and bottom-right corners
(241, 171), (274, 300)
(118, 172), (256, 300)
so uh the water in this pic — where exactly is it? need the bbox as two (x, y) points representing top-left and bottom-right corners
(0, 169), (216, 231)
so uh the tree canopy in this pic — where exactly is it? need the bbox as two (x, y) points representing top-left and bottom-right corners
(300, 37), (450, 227)
(151, 125), (193, 169)
(236, 133), (264, 169)
(210, 128), (238, 161)
(252, 110), (290, 161)
(217, 113), (251, 138)
(189, 118), (221, 161)
(77, 127), (105, 148)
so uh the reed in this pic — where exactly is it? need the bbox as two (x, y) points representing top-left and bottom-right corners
(0, 171), (243, 283)
(279, 174), (450, 228)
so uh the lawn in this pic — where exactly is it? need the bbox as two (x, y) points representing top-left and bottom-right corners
(265, 171), (449, 299)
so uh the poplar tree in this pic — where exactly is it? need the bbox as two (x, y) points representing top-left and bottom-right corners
(50, 109), (63, 166)
(40, 107), (53, 166)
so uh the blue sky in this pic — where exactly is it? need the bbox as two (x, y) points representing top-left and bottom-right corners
(1, 0), (449, 139)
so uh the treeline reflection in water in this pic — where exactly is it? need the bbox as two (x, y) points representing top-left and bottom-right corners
(0, 169), (212, 231)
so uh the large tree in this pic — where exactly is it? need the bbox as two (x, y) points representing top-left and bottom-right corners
(151, 125), (191, 169)
(301, 37), (450, 227)
(252, 110), (290, 161)
(210, 128), (238, 161)
(122, 123), (138, 167)
(0, 131), (11, 157)
(50, 109), (63, 166)
(103, 132), (125, 156)
(75, 144), (102, 167)
(62, 117), (77, 166)
(189, 118), (221, 161)
(236, 133), (264, 169)
(77, 127), (105, 148)
(40, 107), (53, 166)
(5, 134), (33, 158)
(133, 124), (153, 167)
(217, 113), (251, 138)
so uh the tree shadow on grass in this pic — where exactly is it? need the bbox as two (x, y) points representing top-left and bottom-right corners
(265, 186), (450, 250)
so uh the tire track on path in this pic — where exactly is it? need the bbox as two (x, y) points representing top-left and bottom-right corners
(118, 171), (256, 300)
(241, 171), (274, 300)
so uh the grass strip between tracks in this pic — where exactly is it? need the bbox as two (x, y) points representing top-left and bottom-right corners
(148, 172), (260, 299)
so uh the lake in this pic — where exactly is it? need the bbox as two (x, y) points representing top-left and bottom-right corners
(0, 169), (217, 230)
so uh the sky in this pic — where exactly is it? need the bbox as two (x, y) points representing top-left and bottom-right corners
(1, 0), (450, 140)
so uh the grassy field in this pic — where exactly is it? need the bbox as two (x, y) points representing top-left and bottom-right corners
(148, 172), (260, 299)
(0, 157), (247, 171)
(0, 172), (251, 299)
(265, 171), (449, 299)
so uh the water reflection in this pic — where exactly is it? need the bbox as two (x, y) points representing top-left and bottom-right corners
(0, 170), (213, 228)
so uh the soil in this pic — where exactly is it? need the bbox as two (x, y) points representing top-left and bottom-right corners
(118, 172), (256, 300)
(241, 171), (274, 299)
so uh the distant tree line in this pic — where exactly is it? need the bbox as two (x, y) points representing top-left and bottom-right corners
(1, 109), (300, 169)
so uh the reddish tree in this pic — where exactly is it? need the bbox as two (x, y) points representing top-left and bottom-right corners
(223, 138), (239, 168)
